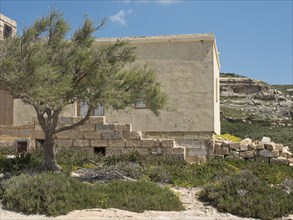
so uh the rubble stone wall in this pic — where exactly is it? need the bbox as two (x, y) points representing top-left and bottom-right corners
(215, 136), (293, 166)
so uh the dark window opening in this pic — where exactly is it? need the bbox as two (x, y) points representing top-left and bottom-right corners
(36, 139), (45, 149)
(4, 24), (12, 38)
(94, 147), (106, 156)
(17, 141), (28, 154)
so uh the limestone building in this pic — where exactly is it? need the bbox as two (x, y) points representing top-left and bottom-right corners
(0, 14), (221, 161)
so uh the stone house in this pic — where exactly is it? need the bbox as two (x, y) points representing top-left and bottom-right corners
(0, 14), (221, 162)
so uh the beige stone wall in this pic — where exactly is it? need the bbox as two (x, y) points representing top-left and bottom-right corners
(10, 34), (221, 137)
(96, 34), (220, 135)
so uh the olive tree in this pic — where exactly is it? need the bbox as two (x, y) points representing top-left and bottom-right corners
(0, 10), (166, 171)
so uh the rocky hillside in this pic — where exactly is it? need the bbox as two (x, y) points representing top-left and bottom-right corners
(220, 73), (293, 125)
(220, 73), (293, 151)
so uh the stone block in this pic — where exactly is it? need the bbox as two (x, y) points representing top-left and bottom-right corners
(248, 143), (256, 150)
(229, 150), (240, 159)
(261, 136), (271, 143)
(264, 142), (275, 150)
(259, 149), (279, 158)
(0, 141), (8, 148)
(19, 129), (31, 137)
(186, 147), (207, 157)
(91, 140), (108, 147)
(69, 130), (84, 139)
(34, 124), (43, 132)
(167, 147), (184, 156)
(96, 124), (114, 131)
(161, 139), (175, 148)
(288, 158), (293, 164)
(141, 139), (155, 148)
(180, 139), (201, 148)
(128, 131), (141, 140)
(108, 140), (126, 147)
(221, 141), (229, 148)
(198, 132), (213, 139)
(84, 131), (101, 139)
(255, 142), (264, 150)
(79, 124), (95, 132)
(185, 156), (206, 164)
(126, 140), (142, 148)
(239, 150), (255, 158)
(215, 146), (229, 155)
(151, 147), (166, 155)
(270, 157), (288, 165)
(1, 129), (19, 136)
(101, 131), (122, 140)
(229, 142), (240, 150)
(240, 138), (252, 149)
(33, 131), (45, 139)
(57, 139), (73, 147)
(55, 130), (71, 139)
(73, 139), (90, 147)
(239, 144), (248, 151)
(89, 116), (105, 124)
(255, 157), (270, 163)
(275, 144), (283, 152)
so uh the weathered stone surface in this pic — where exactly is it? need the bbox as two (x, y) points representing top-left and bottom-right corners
(221, 141), (229, 148)
(167, 147), (184, 156)
(88, 116), (105, 124)
(255, 141), (265, 150)
(1, 129), (19, 136)
(264, 142), (275, 150)
(248, 142), (256, 150)
(33, 131), (45, 139)
(186, 147), (207, 157)
(79, 124), (95, 132)
(261, 136), (271, 143)
(59, 117), (73, 125)
(141, 140), (155, 148)
(101, 131), (122, 140)
(125, 140), (142, 148)
(19, 129), (31, 137)
(259, 149), (279, 158)
(215, 146), (229, 155)
(161, 139), (175, 148)
(275, 144), (283, 152)
(69, 130), (84, 139)
(84, 131), (101, 139)
(57, 139), (73, 147)
(179, 139), (202, 148)
(229, 142), (240, 150)
(239, 138), (252, 151)
(128, 131), (141, 140)
(0, 141), (8, 148)
(73, 139), (90, 147)
(229, 150), (240, 158)
(270, 157), (288, 165)
(55, 130), (71, 139)
(239, 150), (255, 158)
(96, 124), (114, 131)
(91, 140), (108, 147)
(108, 140), (126, 147)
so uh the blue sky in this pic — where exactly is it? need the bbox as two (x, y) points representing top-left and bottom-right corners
(1, 0), (292, 85)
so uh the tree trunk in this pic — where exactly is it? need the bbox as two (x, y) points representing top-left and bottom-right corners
(43, 134), (62, 171)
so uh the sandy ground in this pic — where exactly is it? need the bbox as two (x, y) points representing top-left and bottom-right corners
(0, 187), (292, 220)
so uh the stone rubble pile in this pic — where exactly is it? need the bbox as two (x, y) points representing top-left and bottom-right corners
(215, 136), (293, 166)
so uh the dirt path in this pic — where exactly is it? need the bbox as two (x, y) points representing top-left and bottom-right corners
(0, 187), (292, 220)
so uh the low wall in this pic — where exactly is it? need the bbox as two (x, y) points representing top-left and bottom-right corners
(215, 137), (293, 166)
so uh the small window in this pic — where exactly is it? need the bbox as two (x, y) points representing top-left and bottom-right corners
(94, 147), (106, 156)
(4, 24), (12, 38)
(135, 100), (147, 109)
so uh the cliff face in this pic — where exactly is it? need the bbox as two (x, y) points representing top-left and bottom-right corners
(220, 77), (293, 123)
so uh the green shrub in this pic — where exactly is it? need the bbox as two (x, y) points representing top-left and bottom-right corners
(104, 151), (142, 165)
(2, 173), (107, 216)
(216, 134), (241, 142)
(2, 173), (183, 216)
(199, 170), (293, 219)
(103, 180), (184, 213)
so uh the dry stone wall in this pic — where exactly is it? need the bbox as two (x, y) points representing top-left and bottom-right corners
(215, 136), (293, 166)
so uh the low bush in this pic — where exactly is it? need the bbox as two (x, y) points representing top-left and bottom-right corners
(2, 173), (183, 216)
(2, 173), (108, 216)
(199, 170), (293, 219)
(103, 180), (184, 213)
